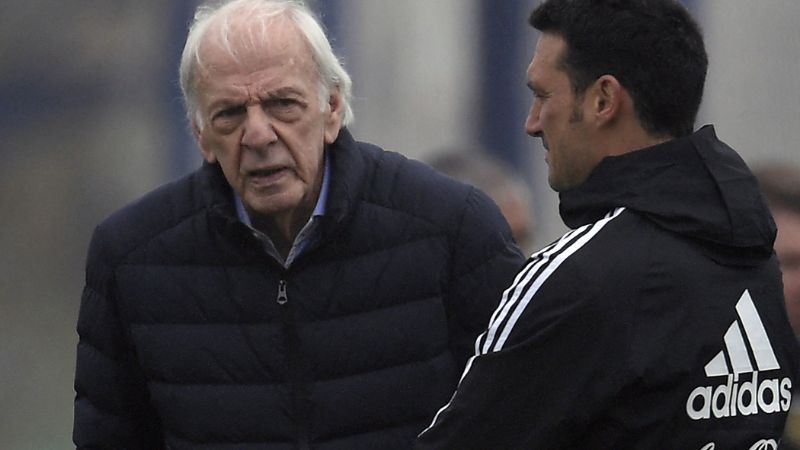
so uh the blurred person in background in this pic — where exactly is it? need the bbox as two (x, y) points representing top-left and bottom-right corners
(754, 164), (800, 337)
(416, 0), (800, 448)
(72, 0), (524, 448)
(429, 148), (536, 254)
(753, 163), (800, 450)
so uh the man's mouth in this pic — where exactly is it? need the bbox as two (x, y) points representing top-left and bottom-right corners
(248, 166), (288, 187)
(251, 167), (285, 176)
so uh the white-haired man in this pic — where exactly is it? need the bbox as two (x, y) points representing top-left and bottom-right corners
(72, 1), (524, 448)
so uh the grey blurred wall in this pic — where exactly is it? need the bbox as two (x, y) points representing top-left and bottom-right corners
(698, 0), (800, 165)
(1, 1), (797, 448)
(1, 2), (175, 448)
(328, 0), (481, 162)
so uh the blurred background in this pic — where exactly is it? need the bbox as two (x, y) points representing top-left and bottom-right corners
(1, 0), (798, 447)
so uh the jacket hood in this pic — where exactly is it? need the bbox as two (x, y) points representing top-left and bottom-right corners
(559, 125), (776, 257)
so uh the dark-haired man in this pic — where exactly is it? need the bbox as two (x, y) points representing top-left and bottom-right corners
(416, 0), (800, 448)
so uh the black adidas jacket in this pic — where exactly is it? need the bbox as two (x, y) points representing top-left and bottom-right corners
(415, 125), (800, 449)
(73, 129), (524, 449)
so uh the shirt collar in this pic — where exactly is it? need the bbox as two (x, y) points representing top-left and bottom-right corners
(313, 152), (331, 218)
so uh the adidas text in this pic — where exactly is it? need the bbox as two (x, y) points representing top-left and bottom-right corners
(686, 371), (792, 420)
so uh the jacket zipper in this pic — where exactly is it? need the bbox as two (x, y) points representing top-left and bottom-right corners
(277, 279), (288, 305)
(276, 278), (310, 448)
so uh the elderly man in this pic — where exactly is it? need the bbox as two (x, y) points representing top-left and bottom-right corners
(72, 0), (523, 448)
(416, 0), (800, 448)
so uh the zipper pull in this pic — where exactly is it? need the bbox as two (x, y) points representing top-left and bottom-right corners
(277, 280), (288, 305)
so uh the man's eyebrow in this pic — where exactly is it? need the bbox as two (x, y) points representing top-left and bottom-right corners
(207, 94), (245, 112)
(207, 87), (306, 112)
(266, 87), (305, 98)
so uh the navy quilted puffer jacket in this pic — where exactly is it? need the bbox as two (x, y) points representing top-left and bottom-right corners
(73, 129), (524, 449)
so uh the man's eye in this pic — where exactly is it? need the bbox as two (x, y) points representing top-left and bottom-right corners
(271, 98), (298, 109)
(266, 98), (304, 120)
(216, 106), (245, 118)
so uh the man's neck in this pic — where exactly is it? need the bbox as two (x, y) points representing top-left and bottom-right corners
(250, 206), (314, 258)
(599, 123), (672, 158)
(234, 153), (330, 260)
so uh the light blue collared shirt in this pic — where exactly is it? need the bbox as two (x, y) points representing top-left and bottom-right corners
(235, 154), (330, 268)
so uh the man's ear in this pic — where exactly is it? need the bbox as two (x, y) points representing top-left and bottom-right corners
(323, 87), (343, 144)
(192, 118), (217, 164)
(589, 74), (624, 127)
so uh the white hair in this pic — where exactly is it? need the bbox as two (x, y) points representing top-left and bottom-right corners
(179, 0), (354, 128)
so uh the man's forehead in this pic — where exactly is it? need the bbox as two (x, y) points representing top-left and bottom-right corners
(533, 34), (566, 63)
(192, 17), (319, 108)
(198, 14), (311, 74)
(528, 34), (568, 81)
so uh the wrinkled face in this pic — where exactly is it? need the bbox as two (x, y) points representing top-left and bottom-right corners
(193, 16), (342, 223)
(525, 34), (596, 192)
(774, 208), (800, 334)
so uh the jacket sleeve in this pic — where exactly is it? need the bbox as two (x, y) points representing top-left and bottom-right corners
(444, 187), (525, 369)
(418, 235), (635, 449)
(73, 225), (164, 449)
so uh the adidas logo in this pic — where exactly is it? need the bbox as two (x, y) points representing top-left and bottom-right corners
(686, 290), (792, 420)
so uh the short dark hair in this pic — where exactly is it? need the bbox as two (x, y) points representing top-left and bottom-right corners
(529, 0), (708, 137)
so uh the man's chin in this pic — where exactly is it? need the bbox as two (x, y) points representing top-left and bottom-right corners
(244, 191), (306, 218)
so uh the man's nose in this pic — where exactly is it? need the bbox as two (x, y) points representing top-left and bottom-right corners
(525, 103), (542, 137)
(241, 106), (278, 149)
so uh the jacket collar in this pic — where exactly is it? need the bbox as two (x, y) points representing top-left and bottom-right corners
(559, 125), (776, 255)
(318, 128), (367, 238)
